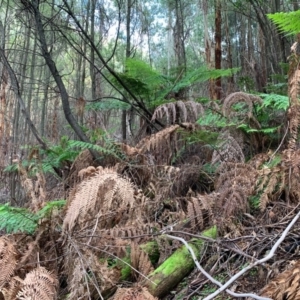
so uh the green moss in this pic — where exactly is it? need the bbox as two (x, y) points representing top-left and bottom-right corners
(120, 264), (131, 280)
(140, 241), (160, 265)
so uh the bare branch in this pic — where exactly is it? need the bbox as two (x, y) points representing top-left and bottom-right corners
(166, 234), (271, 300)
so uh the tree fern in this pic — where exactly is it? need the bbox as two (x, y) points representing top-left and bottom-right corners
(0, 200), (66, 234)
(110, 58), (240, 110)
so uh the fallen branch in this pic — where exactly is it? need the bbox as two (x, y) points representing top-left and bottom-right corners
(202, 209), (300, 300)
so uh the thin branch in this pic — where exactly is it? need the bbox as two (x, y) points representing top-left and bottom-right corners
(165, 234), (271, 300)
(203, 209), (300, 300)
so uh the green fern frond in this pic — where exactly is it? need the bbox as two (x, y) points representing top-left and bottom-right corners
(0, 204), (37, 234)
(267, 11), (300, 35)
(68, 140), (122, 159)
(35, 200), (66, 219)
(0, 200), (66, 234)
(197, 111), (229, 127)
(172, 67), (240, 93)
(259, 93), (289, 111)
(238, 123), (280, 134)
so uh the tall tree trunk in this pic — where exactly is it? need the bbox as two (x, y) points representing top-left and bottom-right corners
(25, 32), (38, 143)
(224, 1), (234, 94)
(174, 0), (186, 99)
(201, 0), (214, 99)
(122, 0), (132, 142)
(214, 0), (222, 100)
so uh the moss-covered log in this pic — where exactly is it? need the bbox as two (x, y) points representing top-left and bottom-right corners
(143, 226), (217, 298)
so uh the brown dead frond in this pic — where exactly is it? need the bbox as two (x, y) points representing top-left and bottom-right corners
(130, 242), (154, 281)
(215, 163), (257, 225)
(65, 149), (95, 188)
(18, 162), (46, 212)
(1, 276), (22, 300)
(111, 285), (158, 300)
(0, 236), (17, 289)
(257, 165), (283, 211)
(63, 167), (135, 232)
(104, 224), (155, 241)
(215, 184), (249, 223)
(187, 194), (214, 231)
(212, 130), (245, 165)
(151, 100), (204, 125)
(222, 91), (262, 121)
(65, 247), (118, 300)
(136, 123), (196, 165)
(17, 267), (58, 300)
(248, 152), (272, 169)
(136, 124), (180, 165)
(260, 260), (300, 300)
(215, 162), (257, 191)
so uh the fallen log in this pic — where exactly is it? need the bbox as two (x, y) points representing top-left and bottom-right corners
(143, 226), (217, 298)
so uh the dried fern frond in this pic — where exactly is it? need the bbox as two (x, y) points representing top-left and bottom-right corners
(260, 260), (300, 300)
(112, 285), (158, 300)
(187, 194), (214, 231)
(105, 224), (156, 241)
(257, 166), (283, 211)
(66, 149), (95, 188)
(1, 276), (22, 300)
(0, 236), (17, 289)
(214, 162), (257, 225)
(137, 124), (178, 148)
(17, 267), (58, 300)
(212, 131), (245, 165)
(136, 122), (198, 165)
(151, 100), (204, 125)
(214, 184), (249, 223)
(130, 242), (154, 281)
(65, 247), (118, 300)
(18, 162), (46, 212)
(222, 92), (262, 119)
(63, 167), (135, 232)
(215, 163), (257, 192)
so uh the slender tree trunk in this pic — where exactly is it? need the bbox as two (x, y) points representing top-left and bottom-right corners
(122, 0), (132, 142)
(25, 32), (38, 142)
(90, 0), (97, 127)
(201, 0), (214, 99)
(173, 0), (186, 99)
(214, 0), (222, 99)
(224, 1), (234, 94)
